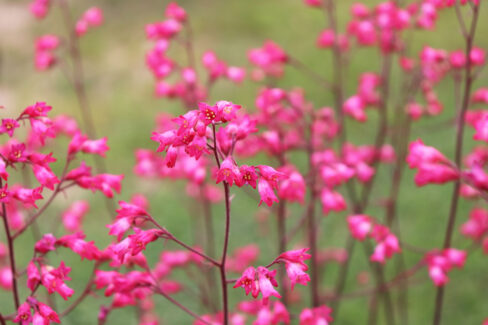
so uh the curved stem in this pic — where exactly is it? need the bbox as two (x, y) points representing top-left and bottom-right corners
(153, 287), (211, 325)
(167, 235), (221, 267)
(60, 263), (98, 318)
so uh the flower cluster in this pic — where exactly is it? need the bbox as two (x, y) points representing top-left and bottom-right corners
(407, 139), (459, 186)
(145, 2), (246, 107)
(460, 207), (488, 253)
(347, 215), (401, 263)
(234, 249), (311, 304)
(424, 248), (466, 286)
(75, 7), (104, 37)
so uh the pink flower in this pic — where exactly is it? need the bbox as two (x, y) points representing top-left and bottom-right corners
(83, 7), (104, 27)
(347, 215), (373, 240)
(320, 188), (347, 215)
(0, 119), (20, 137)
(233, 266), (259, 298)
(370, 225), (401, 264)
(56, 233), (102, 260)
(407, 139), (448, 168)
(216, 157), (242, 186)
(414, 163), (459, 186)
(304, 0), (322, 7)
(32, 164), (59, 190)
(35, 234), (57, 254)
(22, 102), (52, 118)
(343, 95), (366, 121)
(461, 208), (488, 240)
(425, 248), (466, 286)
(258, 165), (286, 189)
(472, 88), (488, 104)
(284, 262), (310, 290)
(256, 266), (281, 304)
(406, 102), (423, 120)
(248, 41), (287, 78)
(351, 3), (369, 18)
(199, 102), (219, 125)
(240, 165), (258, 189)
(317, 29), (335, 49)
(278, 167), (306, 203)
(14, 302), (32, 325)
(226, 66), (246, 83)
(62, 201), (89, 233)
(36, 35), (59, 51)
(258, 178), (279, 207)
(128, 228), (163, 255)
(216, 101), (241, 123)
(30, 0), (50, 19)
(299, 305), (333, 325)
(165, 2), (187, 22)
(0, 267), (12, 290)
(470, 47), (485, 66)
(40, 261), (74, 300)
(27, 261), (41, 291)
(37, 301), (60, 323)
(473, 116), (488, 143)
(12, 186), (44, 208)
(76, 7), (104, 37)
(449, 50), (466, 68)
(320, 163), (355, 187)
(81, 137), (109, 157)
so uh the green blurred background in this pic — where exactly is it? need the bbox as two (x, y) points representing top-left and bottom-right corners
(0, 0), (487, 324)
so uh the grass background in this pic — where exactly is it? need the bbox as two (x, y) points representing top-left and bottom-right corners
(1, 0), (488, 323)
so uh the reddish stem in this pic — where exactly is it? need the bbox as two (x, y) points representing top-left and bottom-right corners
(1, 179), (20, 310)
(219, 181), (231, 325)
(433, 4), (480, 325)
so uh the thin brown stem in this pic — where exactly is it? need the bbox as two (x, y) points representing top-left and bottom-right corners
(211, 124), (230, 324)
(1, 179), (20, 310)
(219, 182), (231, 325)
(287, 56), (333, 89)
(153, 286), (210, 325)
(276, 200), (288, 306)
(166, 234), (220, 267)
(433, 4), (480, 325)
(60, 263), (98, 318)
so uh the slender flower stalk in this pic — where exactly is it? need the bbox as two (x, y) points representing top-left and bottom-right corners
(0, 179), (20, 310)
(276, 200), (288, 306)
(57, 0), (116, 218)
(219, 182), (231, 324)
(433, 4), (481, 325)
